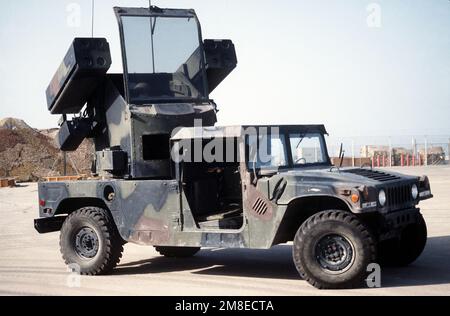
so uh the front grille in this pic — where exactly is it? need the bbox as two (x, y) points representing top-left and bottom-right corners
(344, 168), (401, 182)
(386, 185), (413, 210)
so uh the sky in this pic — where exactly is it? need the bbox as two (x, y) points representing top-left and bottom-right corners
(0, 0), (449, 139)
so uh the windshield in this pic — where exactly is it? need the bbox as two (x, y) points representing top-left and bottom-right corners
(120, 15), (207, 103)
(246, 131), (329, 170)
(290, 133), (327, 165)
(123, 16), (200, 74)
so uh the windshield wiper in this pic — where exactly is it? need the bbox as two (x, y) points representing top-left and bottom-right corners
(295, 133), (307, 149)
(151, 17), (157, 35)
(149, 17), (156, 73)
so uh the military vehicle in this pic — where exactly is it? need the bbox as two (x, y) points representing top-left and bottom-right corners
(34, 5), (433, 289)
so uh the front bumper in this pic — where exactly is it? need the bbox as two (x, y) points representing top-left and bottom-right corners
(419, 191), (433, 201)
(378, 207), (422, 241)
(384, 208), (420, 229)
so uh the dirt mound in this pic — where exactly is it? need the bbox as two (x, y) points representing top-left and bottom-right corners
(39, 128), (94, 175)
(64, 139), (94, 175)
(0, 118), (93, 182)
(0, 129), (26, 152)
(0, 118), (32, 130)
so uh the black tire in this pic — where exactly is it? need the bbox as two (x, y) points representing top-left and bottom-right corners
(60, 207), (124, 275)
(293, 210), (376, 289)
(155, 246), (201, 258)
(378, 213), (427, 267)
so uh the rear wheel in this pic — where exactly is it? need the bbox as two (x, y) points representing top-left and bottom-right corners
(155, 246), (201, 258)
(60, 207), (124, 275)
(378, 213), (427, 267)
(293, 210), (376, 289)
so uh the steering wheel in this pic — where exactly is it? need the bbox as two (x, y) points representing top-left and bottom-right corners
(295, 157), (307, 165)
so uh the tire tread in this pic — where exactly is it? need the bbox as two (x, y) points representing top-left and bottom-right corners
(293, 210), (376, 289)
(60, 207), (124, 276)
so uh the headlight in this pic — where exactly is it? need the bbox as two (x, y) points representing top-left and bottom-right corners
(378, 190), (386, 207)
(411, 184), (419, 200)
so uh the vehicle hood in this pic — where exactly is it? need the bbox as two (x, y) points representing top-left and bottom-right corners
(268, 167), (418, 206)
(275, 167), (417, 187)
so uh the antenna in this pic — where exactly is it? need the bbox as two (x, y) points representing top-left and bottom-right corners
(91, 0), (95, 37)
(149, 0), (156, 73)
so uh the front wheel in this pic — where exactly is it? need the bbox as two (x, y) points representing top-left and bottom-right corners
(293, 210), (376, 289)
(60, 207), (124, 275)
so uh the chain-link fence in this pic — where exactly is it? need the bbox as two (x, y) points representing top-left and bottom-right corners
(326, 135), (450, 167)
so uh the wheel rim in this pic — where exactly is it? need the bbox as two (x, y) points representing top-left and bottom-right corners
(315, 234), (354, 273)
(74, 227), (99, 259)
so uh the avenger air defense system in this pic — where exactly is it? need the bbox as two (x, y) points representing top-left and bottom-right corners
(35, 5), (433, 289)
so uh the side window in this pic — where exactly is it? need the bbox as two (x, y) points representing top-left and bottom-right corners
(246, 134), (288, 169)
(268, 136), (288, 167)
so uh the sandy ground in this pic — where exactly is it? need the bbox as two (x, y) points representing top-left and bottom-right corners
(0, 166), (449, 296)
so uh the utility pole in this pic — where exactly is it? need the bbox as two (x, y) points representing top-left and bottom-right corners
(424, 136), (428, 166)
(388, 137), (392, 167)
(351, 139), (355, 167)
(91, 0), (95, 38)
(412, 137), (417, 167)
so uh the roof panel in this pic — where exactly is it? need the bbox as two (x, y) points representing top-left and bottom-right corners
(171, 125), (328, 140)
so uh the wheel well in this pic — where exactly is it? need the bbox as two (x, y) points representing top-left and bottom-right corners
(55, 198), (110, 215)
(272, 196), (351, 245)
